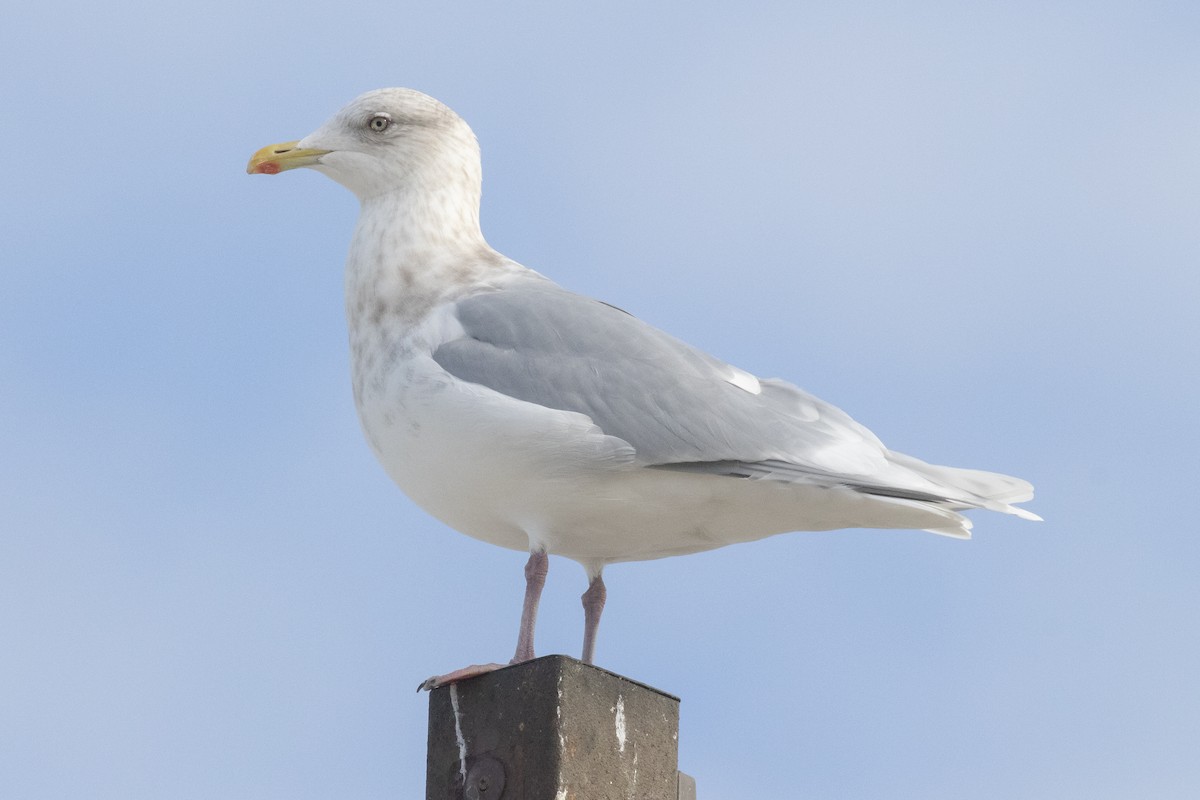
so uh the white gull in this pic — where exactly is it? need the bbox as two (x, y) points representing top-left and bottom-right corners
(247, 88), (1039, 688)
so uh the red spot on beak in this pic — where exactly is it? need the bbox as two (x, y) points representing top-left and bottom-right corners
(257, 162), (280, 175)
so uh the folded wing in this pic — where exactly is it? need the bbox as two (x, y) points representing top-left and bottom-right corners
(432, 277), (1037, 524)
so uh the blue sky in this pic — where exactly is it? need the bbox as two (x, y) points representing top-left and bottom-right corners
(3, 1), (1198, 797)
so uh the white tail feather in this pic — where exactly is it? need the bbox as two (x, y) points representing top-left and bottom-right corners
(885, 450), (1040, 523)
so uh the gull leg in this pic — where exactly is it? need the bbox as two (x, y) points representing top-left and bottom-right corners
(581, 569), (606, 665)
(512, 549), (548, 663)
(417, 662), (505, 691)
(418, 549), (548, 692)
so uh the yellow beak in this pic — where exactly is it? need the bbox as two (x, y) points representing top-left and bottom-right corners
(246, 140), (332, 175)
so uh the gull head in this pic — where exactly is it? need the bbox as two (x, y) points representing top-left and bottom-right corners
(247, 88), (482, 203)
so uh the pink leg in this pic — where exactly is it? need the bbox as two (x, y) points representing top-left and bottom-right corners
(417, 662), (506, 691)
(417, 549), (549, 692)
(581, 571), (606, 665)
(512, 549), (548, 663)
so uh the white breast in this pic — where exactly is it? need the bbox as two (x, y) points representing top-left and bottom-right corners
(350, 303), (637, 555)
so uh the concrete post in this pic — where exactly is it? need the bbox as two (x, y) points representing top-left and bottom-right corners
(426, 655), (694, 799)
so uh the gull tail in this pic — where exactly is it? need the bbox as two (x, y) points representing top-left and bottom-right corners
(884, 450), (1042, 525)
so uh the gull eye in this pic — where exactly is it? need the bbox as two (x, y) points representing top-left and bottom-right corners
(368, 114), (391, 133)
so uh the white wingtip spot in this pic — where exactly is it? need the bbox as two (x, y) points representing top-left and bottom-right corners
(1008, 506), (1044, 522)
(724, 366), (762, 395)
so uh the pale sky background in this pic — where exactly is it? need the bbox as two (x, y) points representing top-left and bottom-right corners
(3, 1), (1198, 798)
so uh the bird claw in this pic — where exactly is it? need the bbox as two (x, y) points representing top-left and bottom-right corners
(417, 662), (508, 692)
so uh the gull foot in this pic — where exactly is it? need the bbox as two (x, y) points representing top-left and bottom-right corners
(417, 662), (508, 692)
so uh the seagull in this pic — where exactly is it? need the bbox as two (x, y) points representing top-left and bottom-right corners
(248, 88), (1038, 689)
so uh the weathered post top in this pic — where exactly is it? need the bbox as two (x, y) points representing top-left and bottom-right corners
(426, 655), (694, 800)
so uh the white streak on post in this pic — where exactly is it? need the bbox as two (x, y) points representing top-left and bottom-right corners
(614, 694), (627, 752)
(449, 684), (468, 786)
(557, 673), (566, 752)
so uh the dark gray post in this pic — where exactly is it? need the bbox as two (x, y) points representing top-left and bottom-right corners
(426, 655), (693, 800)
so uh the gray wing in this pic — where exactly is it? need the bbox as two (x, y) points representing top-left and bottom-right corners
(432, 279), (893, 479)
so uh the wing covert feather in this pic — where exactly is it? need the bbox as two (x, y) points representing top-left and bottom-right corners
(431, 281), (887, 476)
